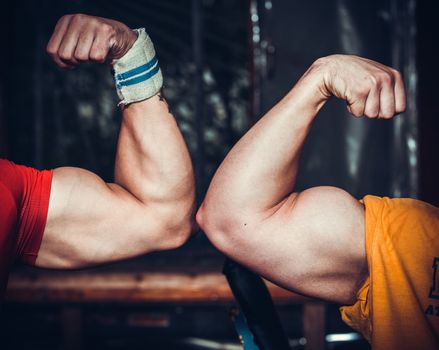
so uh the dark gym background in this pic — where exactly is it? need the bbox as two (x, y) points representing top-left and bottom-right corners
(0, 0), (437, 349)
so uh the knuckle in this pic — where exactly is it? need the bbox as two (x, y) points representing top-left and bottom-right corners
(382, 110), (394, 119)
(355, 83), (369, 96)
(358, 87), (369, 98)
(72, 13), (87, 23)
(313, 56), (329, 68)
(365, 107), (379, 118)
(88, 16), (98, 24)
(75, 51), (88, 61)
(58, 50), (71, 61)
(46, 44), (56, 56)
(86, 17), (100, 29)
(391, 67), (402, 78)
(378, 111), (387, 119)
(90, 51), (106, 62)
(350, 105), (364, 117)
(366, 74), (379, 87)
(99, 24), (115, 37)
(379, 72), (393, 84)
(58, 14), (71, 25)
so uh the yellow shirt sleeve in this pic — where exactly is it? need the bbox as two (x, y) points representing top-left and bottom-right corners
(340, 195), (439, 350)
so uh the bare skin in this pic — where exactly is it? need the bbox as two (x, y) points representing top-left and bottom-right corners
(37, 14), (195, 269)
(197, 55), (406, 305)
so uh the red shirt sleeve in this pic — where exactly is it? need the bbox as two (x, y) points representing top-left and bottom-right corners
(0, 159), (52, 265)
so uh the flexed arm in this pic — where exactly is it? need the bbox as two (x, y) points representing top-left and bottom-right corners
(197, 55), (405, 304)
(37, 14), (195, 268)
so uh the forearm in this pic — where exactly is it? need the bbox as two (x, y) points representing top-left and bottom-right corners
(115, 94), (195, 218)
(197, 54), (403, 304)
(202, 63), (327, 215)
(39, 95), (195, 269)
(39, 14), (197, 269)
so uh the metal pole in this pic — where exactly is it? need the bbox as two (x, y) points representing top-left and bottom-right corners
(249, 0), (262, 123)
(33, 3), (44, 168)
(192, 0), (206, 202)
(390, 0), (418, 198)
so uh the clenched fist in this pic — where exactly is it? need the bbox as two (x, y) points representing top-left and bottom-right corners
(312, 55), (406, 119)
(47, 14), (137, 69)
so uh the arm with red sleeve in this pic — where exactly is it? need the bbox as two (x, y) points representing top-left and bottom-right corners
(0, 14), (195, 273)
(36, 14), (195, 269)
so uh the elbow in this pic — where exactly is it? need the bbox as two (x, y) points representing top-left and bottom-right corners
(196, 203), (215, 238)
(155, 201), (195, 251)
(163, 215), (194, 250)
(196, 201), (241, 255)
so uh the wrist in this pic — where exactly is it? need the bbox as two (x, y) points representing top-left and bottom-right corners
(283, 59), (330, 115)
(112, 28), (163, 106)
(122, 30), (138, 56)
(306, 57), (333, 102)
(108, 23), (138, 60)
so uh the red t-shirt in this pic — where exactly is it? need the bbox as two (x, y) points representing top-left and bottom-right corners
(0, 159), (52, 297)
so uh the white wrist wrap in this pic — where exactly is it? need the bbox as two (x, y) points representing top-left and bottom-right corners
(112, 28), (163, 106)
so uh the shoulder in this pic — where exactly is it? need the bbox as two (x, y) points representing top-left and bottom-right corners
(0, 158), (20, 178)
(0, 159), (25, 200)
(364, 195), (439, 221)
(363, 195), (439, 240)
(0, 158), (53, 212)
(0, 161), (21, 243)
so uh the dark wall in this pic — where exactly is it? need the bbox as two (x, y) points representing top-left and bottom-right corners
(5, 0), (249, 188)
(3, 0), (436, 205)
(0, 2), (13, 157)
(256, 0), (419, 200)
(418, 0), (439, 207)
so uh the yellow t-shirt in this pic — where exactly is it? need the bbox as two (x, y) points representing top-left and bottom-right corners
(340, 195), (439, 349)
